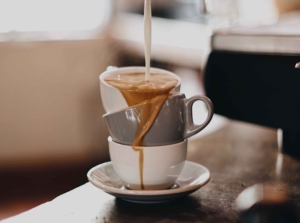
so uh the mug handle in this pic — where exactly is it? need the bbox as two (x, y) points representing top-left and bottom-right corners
(183, 95), (214, 139)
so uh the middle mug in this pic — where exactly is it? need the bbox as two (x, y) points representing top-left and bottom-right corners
(103, 93), (214, 146)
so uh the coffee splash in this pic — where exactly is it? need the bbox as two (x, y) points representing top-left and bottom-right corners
(104, 72), (178, 190)
(131, 93), (170, 148)
(105, 0), (176, 190)
(104, 73), (177, 107)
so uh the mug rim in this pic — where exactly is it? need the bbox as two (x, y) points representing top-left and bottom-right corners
(99, 66), (181, 88)
(108, 136), (186, 148)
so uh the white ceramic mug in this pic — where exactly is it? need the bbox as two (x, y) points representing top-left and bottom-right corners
(103, 93), (213, 146)
(99, 67), (181, 113)
(108, 137), (187, 190)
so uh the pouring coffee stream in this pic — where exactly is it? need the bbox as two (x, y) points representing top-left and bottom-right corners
(103, 0), (179, 190)
(134, 0), (152, 189)
(131, 94), (170, 189)
(103, 71), (179, 190)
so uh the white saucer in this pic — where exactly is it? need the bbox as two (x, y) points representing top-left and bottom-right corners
(87, 161), (210, 203)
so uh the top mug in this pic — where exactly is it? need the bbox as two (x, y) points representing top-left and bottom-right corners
(99, 67), (181, 113)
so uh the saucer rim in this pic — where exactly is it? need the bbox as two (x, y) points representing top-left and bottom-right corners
(87, 160), (210, 197)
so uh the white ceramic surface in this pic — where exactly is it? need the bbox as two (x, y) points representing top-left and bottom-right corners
(103, 93), (213, 146)
(108, 137), (187, 190)
(87, 161), (211, 203)
(99, 67), (181, 113)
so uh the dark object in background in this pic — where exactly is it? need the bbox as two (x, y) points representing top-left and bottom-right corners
(125, 0), (207, 23)
(241, 202), (299, 223)
(204, 51), (300, 158)
(236, 184), (300, 223)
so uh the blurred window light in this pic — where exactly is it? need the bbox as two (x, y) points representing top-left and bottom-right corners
(0, 0), (107, 33)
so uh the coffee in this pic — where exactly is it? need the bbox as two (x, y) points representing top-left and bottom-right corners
(104, 73), (178, 106)
(104, 72), (178, 189)
(103, 0), (176, 190)
(104, 72), (178, 147)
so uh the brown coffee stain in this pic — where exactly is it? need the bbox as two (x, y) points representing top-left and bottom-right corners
(131, 94), (170, 149)
(139, 149), (144, 190)
(105, 73), (178, 107)
(132, 94), (170, 190)
(104, 72), (178, 189)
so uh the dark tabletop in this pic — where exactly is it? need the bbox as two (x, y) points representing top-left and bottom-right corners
(4, 118), (300, 223)
(103, 120), (300, 223)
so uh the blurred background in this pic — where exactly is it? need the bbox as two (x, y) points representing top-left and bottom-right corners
(0, 0), (300, 220)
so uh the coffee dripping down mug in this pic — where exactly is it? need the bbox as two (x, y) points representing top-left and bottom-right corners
(99, 66), (181, 113)
(99, 66), (214, 190)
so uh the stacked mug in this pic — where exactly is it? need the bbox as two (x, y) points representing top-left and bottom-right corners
(100, 67), (213, 190)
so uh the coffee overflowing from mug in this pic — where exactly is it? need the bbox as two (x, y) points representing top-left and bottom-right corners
(97, 0), (213, 191)
(99, 67), (181, 113)
(100, 68), (214, 190)
(104, 71), (179, 148)
(100, 67), (182, 189)
(104, 72), (178, 107)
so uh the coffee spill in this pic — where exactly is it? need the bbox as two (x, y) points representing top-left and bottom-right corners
(131, 94), (170, 148)
(139, 149), (144, 190)
(105, 73), (178, 107)
(105, 72), (178, 189)
(132, 94), (169, 190)
(144, 0), (152, 81)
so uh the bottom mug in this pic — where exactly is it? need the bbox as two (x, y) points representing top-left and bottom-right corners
(108, 137), (187, 190)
